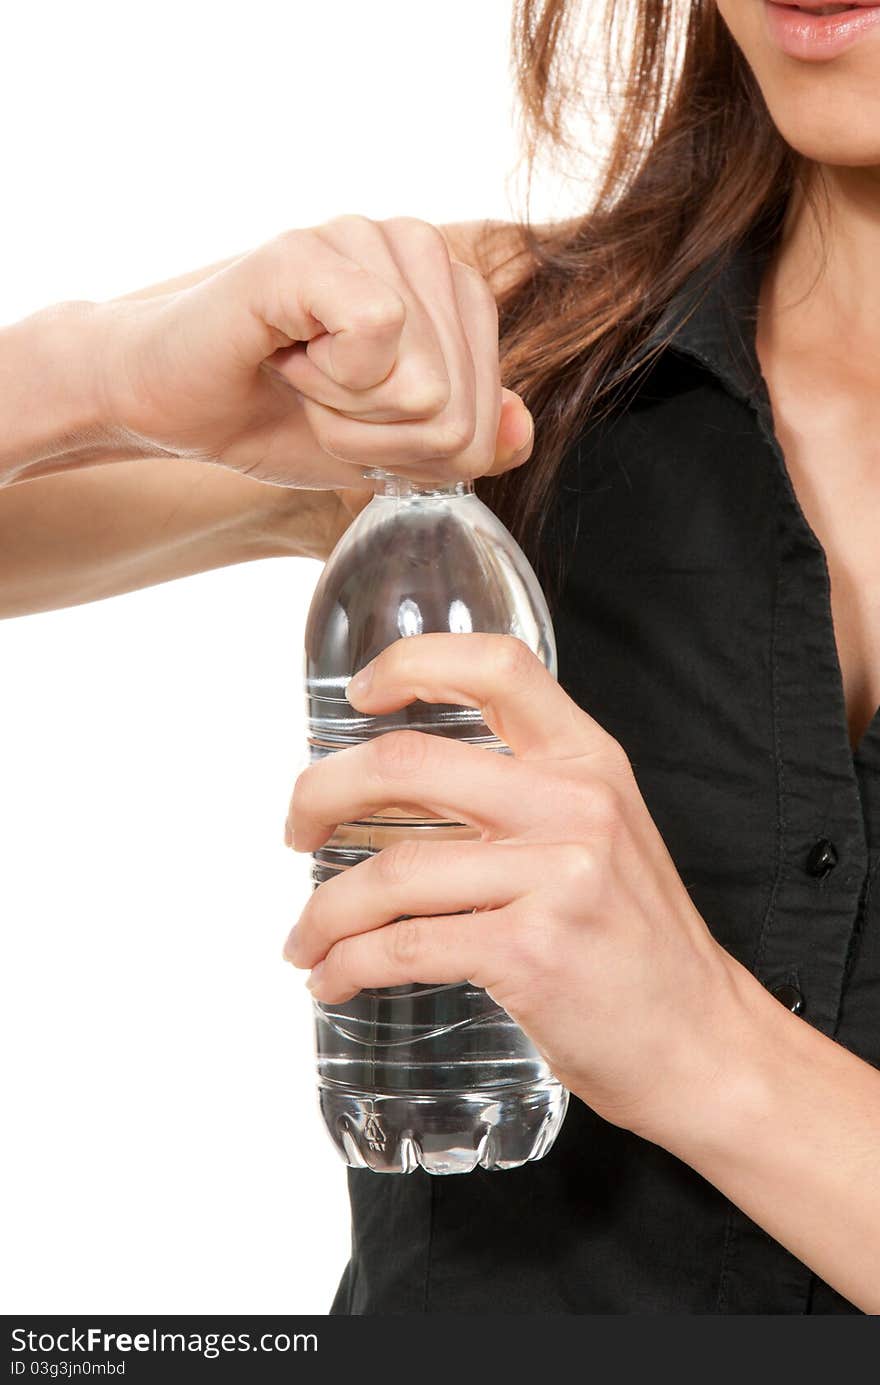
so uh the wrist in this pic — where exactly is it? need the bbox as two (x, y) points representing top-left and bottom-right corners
(248, 484), (354, 562)
(0, 300), (155, 484)
(643, 949), (801, 1168)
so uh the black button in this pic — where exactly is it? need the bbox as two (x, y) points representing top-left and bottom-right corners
(772, 983), (804, 1015)
(805, 838), (838, 878)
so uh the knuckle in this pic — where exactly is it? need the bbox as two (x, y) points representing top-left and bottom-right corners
(326, 936), (351, 982)
(374, 728), (429, 779)
(452, 260), (498, 312)
(555, 843), (601, 896)
(426, 415), (476, 456)
(382, 216), (449, 258)
(581, 779), (624, 836)
(393, 370), (451, 417)
(296, 895), (326, 956)
(306, 871), (343, 927)
(389, 915), (423, 968)
(494, 635), (536, 685)
(348, 288), (406, 336)
(291, 763), (318, 816)
(377, 836), (424, 887)
(322, 212), (378, 237)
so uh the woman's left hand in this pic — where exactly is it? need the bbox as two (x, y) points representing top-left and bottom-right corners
(283, 632), (754, 1145)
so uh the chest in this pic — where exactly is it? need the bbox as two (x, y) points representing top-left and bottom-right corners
(757, 343), (880, 752)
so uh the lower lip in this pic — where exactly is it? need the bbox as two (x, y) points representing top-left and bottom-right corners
(764, 2), (880, 59)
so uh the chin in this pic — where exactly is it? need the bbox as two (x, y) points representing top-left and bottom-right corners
(768, 96), (880, 165)
(716, 0), (880, 168)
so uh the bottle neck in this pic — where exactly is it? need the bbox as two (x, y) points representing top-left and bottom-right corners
(366, 467), (474, 499)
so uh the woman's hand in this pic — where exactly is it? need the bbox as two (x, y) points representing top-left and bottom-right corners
(89, 215), (534, 492)
(283, 632), (756, 1145)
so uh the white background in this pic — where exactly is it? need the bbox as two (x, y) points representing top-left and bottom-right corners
(0, 1), (589, 1313)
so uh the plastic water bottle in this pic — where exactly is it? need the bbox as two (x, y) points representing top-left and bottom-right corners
(303, 467), (569, 1174)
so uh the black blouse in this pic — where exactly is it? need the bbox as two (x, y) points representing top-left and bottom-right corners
(329, 230), (879, 1315)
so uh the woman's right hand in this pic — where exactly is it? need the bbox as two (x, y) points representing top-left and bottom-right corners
(91, 215), (535, 494)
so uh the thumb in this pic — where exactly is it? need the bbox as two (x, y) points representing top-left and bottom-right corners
(487, 390), (534, 476)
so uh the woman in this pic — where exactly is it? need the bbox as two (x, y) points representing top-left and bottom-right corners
(3, 0), (880, 1313)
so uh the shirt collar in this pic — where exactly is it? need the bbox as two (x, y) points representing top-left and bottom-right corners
(642, 224), (780, 408)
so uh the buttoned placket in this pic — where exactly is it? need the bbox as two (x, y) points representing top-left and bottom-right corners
(747, 377), (871, 1033)
(662, 243), (876, 1312)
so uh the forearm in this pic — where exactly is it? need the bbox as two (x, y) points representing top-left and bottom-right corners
(0, 300), (145, 484)
(0, 459), (346, 618)
(0, 297), (357, 615)
(656, 957), (880, 1312)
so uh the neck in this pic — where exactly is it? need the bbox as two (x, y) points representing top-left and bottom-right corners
(766, 164), (880, 346)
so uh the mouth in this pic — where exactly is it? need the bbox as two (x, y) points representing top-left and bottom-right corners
(772, 2), (875, 10)
(764, 1), (880, 58)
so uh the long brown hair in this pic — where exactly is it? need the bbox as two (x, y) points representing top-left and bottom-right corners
(475, 0), (802, 606)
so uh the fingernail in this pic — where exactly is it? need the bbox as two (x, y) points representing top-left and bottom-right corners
(511, 407), (534, 452)
(346, 660), (375, 703)
(283, 820), (292, 848)
(497, 408), (534, 465)
(305, 961), (325, 991)
(283, 927), (299, 963)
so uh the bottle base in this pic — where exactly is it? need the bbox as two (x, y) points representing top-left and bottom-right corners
(317, 1079), (569, 1175)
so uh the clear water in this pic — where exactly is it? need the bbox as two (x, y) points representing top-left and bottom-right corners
(303, 476), (569, 1174)
(307, 713), (568, 1173)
